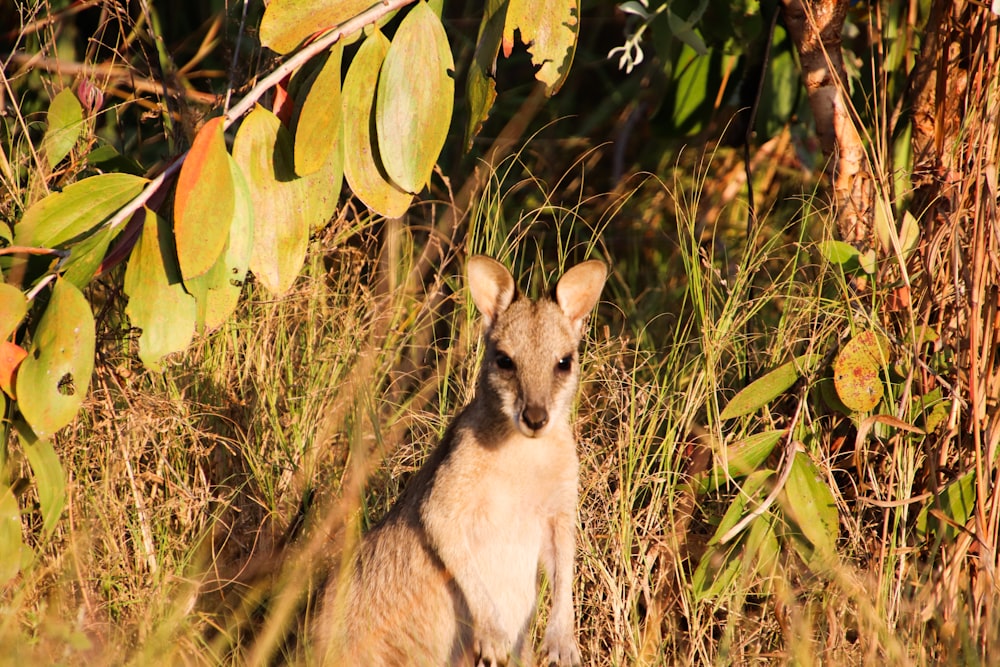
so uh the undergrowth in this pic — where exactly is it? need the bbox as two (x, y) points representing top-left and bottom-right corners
(3, 2), (999, 666)
(2, 149), (992, 665)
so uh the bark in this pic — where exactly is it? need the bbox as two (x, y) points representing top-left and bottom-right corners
(780, 0), (874, 251)
(907, 0), (970, 229)
(905, 0), (999, 446)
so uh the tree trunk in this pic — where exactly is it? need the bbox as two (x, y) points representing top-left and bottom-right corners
(907, 0), (999, 453)
(780, 0), (874, 251)
(904, 0), (999, 630)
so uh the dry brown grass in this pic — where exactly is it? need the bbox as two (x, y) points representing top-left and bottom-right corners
(3, 2), (1000, 666)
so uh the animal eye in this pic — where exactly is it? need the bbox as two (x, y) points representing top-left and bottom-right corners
(556, 356), (572, 372)
(496, 353), (515, 370)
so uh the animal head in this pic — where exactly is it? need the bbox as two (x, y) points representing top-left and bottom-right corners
(467, 256), (607, 438)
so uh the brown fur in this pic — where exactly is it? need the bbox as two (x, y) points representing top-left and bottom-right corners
(315, 256), (606, 666)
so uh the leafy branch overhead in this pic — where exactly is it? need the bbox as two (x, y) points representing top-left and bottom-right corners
(2, 0), (581, 450)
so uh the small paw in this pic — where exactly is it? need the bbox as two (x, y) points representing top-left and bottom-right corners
(474, 625), (512, 667)
(543, 632), (581, 666)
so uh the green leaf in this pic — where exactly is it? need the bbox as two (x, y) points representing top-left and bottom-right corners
(342, 30), (412, 217)
(20, 432), (66, 538)
(42, 88), (85, 168)
(14, 173), (147, 248)
(913, 387), (948, 433)
(858, 249), (877, 274)
(233, 106), (311, 296)
(260, 0), (376, 55)
(15, 278), (95, 439)
(503, 0), (579, 94)
(185, 156), (254, 331)
(720, 354), (821, 420)
(0, 483), (22, 585)
(671, 42), (712, 135)
(466, 0), (507, 146)
(62, 223), (124, 288)
(295, 45), (344, 177)
(376, 1), (454, 194)
(0, 283), (27, 342)
(833, 330), (890, 413)
(667, 9), (707, 55)
(87, 143), (145, 176)
(174, 116), (234, 281)
(700, 429), (784, 493)
(779, 452), (839, 568)
(818, 239), (860, 267)
(899, 210), (919, 259)
(693, 469), (775, 600)
(755, 25), (798, 139)
(124, 209), (197, 371)
(915, 470), (976, 542)
(299, 131), (343, 233)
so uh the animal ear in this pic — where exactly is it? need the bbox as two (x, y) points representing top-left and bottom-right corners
(556, 260), (607, 334)
(467, 256), (516, 328)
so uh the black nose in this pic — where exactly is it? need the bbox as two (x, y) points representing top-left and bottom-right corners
(521, 405), (548, 431)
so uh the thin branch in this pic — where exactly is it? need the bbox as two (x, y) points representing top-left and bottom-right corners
(2, 53), (219, 105)
(0, 246), (67, 257)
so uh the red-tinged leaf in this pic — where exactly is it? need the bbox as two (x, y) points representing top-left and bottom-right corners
(185, 155), (254, 331)
(15, 278), (95, 439)
(503, 0), (579, 94)
(0, 283), (27, 342)
(342, 30), (412, 217)
(376, 1), (454, 193)
(273, 74), (295, 126)
(295, 45), (343, 176)
(834, 330), (891, 413)
(124, 209), (196, 371)
(233, 106), (311, 296)
(174, 116), (234, 281)
(14, 173), (147, 249)
(0, 341), (27, 398)
(260, 0), (379, 55)
(42, 87), (85, 168)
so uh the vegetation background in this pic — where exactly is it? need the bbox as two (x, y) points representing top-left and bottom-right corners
(1, 0), (997, 664)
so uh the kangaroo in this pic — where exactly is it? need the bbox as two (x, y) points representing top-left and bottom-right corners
(315, 256), (606, 666)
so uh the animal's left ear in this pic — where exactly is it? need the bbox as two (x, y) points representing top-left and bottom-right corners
(556, 260), (607, 335)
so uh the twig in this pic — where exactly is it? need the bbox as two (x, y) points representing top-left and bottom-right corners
(224, 0), (252, 112)
(0, 246), (67, 257)
(2, 52), (219, 105)
(858, 491), (934, 508)
(25, 273), (57, 301)
(1, 0), (103, 41)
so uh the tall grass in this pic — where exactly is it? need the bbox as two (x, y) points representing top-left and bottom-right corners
(1, 138), (982, 665)
(3, 3), (999, 664)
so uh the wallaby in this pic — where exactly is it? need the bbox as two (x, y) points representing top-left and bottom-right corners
(314, 255), (606, 666)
